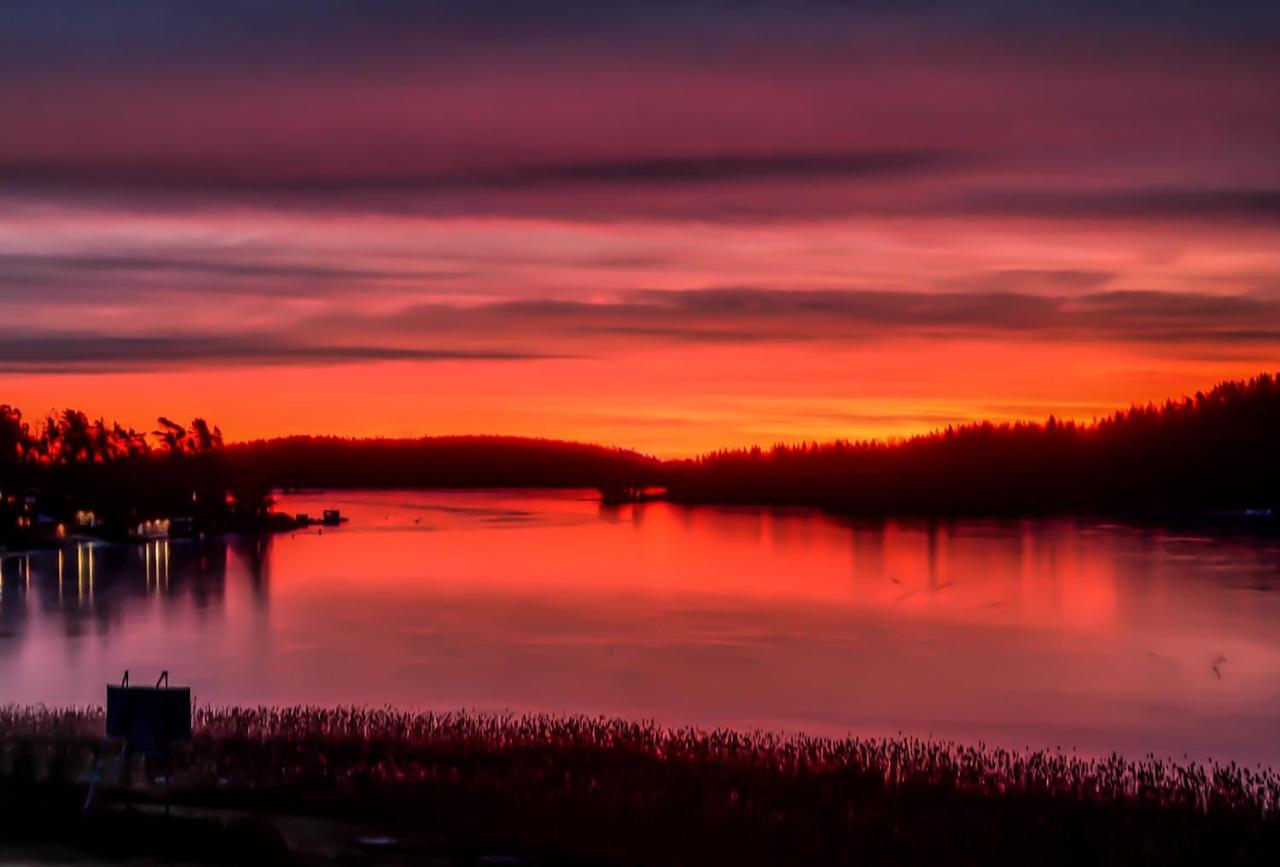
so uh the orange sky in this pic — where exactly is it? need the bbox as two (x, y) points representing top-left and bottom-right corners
(1, 211), (1278, 456)
(3, 4), (1279, 455)
(1, 338), (1273, 457)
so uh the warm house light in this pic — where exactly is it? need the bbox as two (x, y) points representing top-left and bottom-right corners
(132, 518), (172, 539)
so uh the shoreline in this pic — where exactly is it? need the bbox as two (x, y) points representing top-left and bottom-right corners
(0, 511), (313, 555)
(4, 490), (1276, 559)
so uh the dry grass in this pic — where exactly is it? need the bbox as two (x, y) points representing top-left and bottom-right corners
(3, 704), (1278, 865)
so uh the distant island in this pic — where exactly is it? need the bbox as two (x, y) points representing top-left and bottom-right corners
(2, 373), (1277, 547)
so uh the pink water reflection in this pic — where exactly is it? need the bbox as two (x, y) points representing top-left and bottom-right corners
(2, 490), (1279, 765)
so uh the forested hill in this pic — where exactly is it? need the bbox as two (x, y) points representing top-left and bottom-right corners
(225, 435), (663, 490)
(6, 374), (1278, 519)
(663, 373), (1280, 515)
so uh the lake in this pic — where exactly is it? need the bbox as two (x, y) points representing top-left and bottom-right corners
(2, 489), (1279, 765)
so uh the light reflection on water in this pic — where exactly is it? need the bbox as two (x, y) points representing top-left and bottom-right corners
(2, 489), (1279, 765)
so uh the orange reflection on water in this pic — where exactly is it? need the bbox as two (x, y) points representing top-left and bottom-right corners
(269, 495), (1122, 632)
(1, 490), (1279, 766)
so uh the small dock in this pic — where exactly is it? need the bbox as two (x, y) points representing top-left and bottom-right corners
(291, 508), (349, 528)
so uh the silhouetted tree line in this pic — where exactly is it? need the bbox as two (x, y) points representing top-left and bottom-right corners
(0, 409), (270, 542)
(4, 374), (1277, 534)
(664, 373), (1280, 515)
(225, 435), (663, 491)
(0, 408), (222, 465)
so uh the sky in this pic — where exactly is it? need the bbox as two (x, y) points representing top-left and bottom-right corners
(2, 1), (1279, 456)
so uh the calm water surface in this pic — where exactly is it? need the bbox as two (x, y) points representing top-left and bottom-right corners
(2, 490), (1279, 765)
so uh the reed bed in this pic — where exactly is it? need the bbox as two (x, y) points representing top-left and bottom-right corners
(3, 704), (1278, 865)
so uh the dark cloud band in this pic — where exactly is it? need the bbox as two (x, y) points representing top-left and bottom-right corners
(315, 287), (1280, 347)
(0, 335), (556, 373)
(3, 287), (1275, 373)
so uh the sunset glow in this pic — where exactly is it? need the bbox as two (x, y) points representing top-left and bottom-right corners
(5, 8), (1280, 861)
(2, 3), (1278, 454)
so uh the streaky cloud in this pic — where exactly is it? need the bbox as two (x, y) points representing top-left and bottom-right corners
(0, 252), (471, 299)
(316, 287), (1280, 346)
(0, 334), (558, 373)
(960, 188), (1280, 221)
(6, 174), (1279, 226)
(0, 149), (961, 195)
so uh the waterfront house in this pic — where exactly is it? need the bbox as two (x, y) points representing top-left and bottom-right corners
(130, 518), (171, 540)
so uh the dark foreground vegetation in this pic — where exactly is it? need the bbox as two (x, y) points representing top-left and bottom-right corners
(1, 706), (1276, 865)
(667, 373), (1280, 515)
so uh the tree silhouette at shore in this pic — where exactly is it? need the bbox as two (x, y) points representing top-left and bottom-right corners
(3, 373), (1278, 526)
(665, 373), (1280, 514)
(0, 408), (247, 543)
(0, 408), (222, 468)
